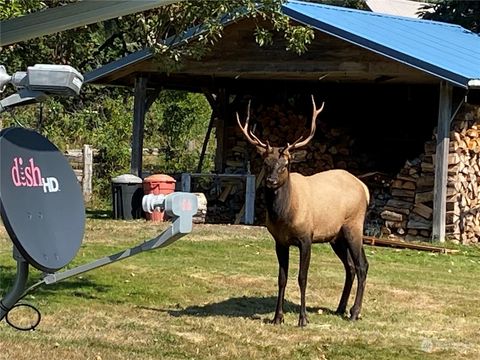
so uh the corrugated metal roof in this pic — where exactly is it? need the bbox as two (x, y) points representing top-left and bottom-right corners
(0, 0), (181, 47)
(283, 1), (480, 88)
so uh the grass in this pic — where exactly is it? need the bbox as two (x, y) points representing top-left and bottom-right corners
(1, 220), (480, 360)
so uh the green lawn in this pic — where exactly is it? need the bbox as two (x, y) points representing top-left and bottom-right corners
(1, 220), (479, 360)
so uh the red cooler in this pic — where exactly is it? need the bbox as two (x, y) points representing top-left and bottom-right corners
(143, 174), (176, 222)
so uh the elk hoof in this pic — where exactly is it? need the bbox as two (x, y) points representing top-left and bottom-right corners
(349, 308), (361, 321)
(271, 316), (284, 325)
(298, 316), (309, 327)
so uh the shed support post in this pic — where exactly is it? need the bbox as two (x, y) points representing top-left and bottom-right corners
(214, 88), (228, 173)
(432, 81), (453, 242)
(131, 76), (148, 177)
(197, 91), (217, 173)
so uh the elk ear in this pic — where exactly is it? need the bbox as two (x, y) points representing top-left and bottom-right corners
(290, 150), (307, 163)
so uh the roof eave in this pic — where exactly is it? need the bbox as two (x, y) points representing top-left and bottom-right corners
(283, 4), (470, 89)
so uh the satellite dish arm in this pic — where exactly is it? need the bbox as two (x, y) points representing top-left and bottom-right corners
(0, 248), (29, 321)
(42, 193), (197, 285)
(0, 90), (47, 113)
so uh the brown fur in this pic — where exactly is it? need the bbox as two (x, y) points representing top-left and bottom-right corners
(237, 97), (370, 327)
(267, 169), (369, 245)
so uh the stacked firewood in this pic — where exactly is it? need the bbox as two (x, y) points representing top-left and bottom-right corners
(226, 100), (480, 243)
(189, 176), (245, 223)
(358, 172), (393, 237)
(226, 102), (375, 223)
(380, 104), (480, 244)
(380, 153), (434, 241)
(227, 103), (372, 176)
(446, 105), (480, 243)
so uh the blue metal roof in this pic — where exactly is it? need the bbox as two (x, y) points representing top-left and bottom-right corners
(283, 0), (480, 88)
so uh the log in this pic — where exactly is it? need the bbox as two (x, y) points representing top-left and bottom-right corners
(402, 181), (416, 190)
(386, 199), (413, 209)
(380, 210), (404, 222)
(416, 176), (434, 191)
(412, 203), (433, 220)
(391, 188), (415, 199)
(415, 191), (433, 204)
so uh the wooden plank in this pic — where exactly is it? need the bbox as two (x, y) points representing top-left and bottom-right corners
(82, 144), (93, 203)
(432, 81), (453, 242)
(244, 174), (256, 225)
(363, 236), (458, 254)
(235, 168), (264, 225)
(218, 184), (234, 202)
(181, 173), (191, 192)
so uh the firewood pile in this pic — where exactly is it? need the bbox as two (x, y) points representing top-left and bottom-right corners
(225, 100), (480, 244)
(379, 104), (480, 244)
(188, 175), (245, 223)
(379, 153), (434, 241)
(358, 172), (393, 237)
(228, 102), (375, 174)
(227, 102), (376, 223)
(446, 105), (480, 243)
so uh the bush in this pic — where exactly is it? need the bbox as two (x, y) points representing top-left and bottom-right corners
(0, 89), (214, 209)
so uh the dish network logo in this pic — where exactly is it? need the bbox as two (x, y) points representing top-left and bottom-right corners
(11, 157), (60, 193)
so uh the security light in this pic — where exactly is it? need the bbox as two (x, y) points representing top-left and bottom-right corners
(0, 64), (83, 113)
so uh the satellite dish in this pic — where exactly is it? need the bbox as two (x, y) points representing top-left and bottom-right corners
(0, 127), (85, 272)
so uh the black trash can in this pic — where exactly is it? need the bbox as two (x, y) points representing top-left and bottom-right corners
(111, 174), (143, 220)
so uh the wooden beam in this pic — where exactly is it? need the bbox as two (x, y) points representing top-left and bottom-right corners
(131, 76), (148, 177)
(432, 81), (453, 242)
(214, 89), (228, 173)
(363, 236), (458, 254)
(197, 91), (217, 173)
(82, 144), (93, 203)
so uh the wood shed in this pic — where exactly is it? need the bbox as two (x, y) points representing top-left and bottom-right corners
(85, 1), (480, 243)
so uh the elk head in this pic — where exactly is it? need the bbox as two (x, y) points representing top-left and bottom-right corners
(237, 95), (325, 189)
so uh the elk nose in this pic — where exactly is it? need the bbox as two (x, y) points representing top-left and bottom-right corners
(266, 177), (278, 186)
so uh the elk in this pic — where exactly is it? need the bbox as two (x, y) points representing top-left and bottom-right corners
(237, 96), (370, 327)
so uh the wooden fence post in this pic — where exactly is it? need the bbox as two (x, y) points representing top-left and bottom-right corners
(82, 144), (93, 203)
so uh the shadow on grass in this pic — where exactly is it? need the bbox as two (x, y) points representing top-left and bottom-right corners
(140, 296), (338, 320)
(86, 209), (113, 219)
(1, 265), (112, 301)
(0, 265), (17, 291)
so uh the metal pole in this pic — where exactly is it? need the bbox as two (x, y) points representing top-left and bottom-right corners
(0, 248), (29, 321)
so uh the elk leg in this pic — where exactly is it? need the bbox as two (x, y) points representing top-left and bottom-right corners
(272, 242), (289, 325)
(343, 226), (369, 321)
(331, 238), (356, 316)
(297, 239), (311, 327)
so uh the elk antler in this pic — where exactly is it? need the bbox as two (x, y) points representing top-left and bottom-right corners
(236, 100), (268, 150)
(284, 94), (324, 153)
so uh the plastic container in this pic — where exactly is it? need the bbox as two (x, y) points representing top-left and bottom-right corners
(111, 174), (143, 220)
(143, 174), (176, 221)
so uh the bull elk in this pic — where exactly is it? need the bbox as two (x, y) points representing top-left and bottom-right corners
(237, 96), (370, 326)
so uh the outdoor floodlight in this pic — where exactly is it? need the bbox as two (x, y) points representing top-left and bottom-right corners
(0, 64), (83, 113)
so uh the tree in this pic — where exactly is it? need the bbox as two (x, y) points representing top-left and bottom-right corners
(420, 1), (480, 33)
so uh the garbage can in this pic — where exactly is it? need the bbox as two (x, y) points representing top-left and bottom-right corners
(111, 174), (144, 220)
(143, 174), (176, 222)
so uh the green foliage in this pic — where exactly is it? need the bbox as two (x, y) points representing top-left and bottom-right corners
(145, 91), (214, 174)
(1, 0), (363, 208)
(420, 0), (480, 33)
